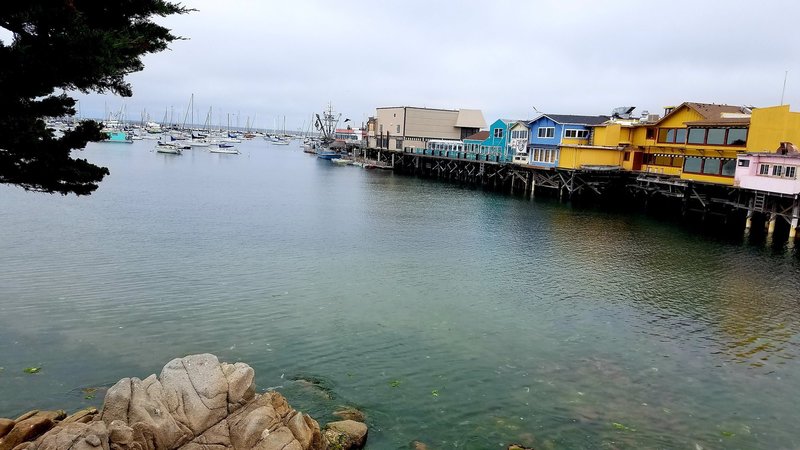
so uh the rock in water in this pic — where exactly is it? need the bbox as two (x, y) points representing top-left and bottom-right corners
(323, 420), (368, 450)
(12, 354), (333, 450)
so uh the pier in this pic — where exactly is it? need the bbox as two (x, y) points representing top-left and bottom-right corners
(355, 147), (800, 242)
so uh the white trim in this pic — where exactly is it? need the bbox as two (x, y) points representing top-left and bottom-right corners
(537, 127), (555, 139)
(563, 128), (589, 139)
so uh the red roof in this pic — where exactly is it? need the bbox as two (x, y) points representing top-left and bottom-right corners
(464, 131), (489, 141)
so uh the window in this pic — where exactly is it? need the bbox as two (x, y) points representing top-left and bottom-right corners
(687, 128), (706, 144)
(646, 128), (655, 140)
(684, 157), (736, 176)
(786, 166), (797, 179)
(759, 164), (770, 175)
(623, 151), (631, 162)
(721, 159), (736, 176)
(702, 158), (721, 175)
(684, 157), (703, 173)
(511, 130), (528, 139)
(657, 128), (686, 144)
(494, 128), (504, 139)
(564, 129), (589, 139)
(772, 165), (783, 177)
(531, 148), (556, 163)
(538, 127), (555, 138)
(396, 125), (400, 133)
(726, 128), (747, 146)
(706, 128), (725, 145)
(737, 159), (750, 167)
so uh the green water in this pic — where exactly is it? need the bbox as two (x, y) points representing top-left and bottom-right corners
(1, 139), (798, 449)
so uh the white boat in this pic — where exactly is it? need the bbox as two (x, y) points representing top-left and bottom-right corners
(155, 142), (182, 154)
(332, 158), (352, 165)
(209, 144), (240, 154)
(188, 139), (210, 147)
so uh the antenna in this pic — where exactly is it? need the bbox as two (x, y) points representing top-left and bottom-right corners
(781, 70), (788, 105)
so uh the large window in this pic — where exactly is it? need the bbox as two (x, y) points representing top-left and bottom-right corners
(772, 165), (783, 177)
(511, 130), (528, 139)
(691, 128), (747, 146)
(494, 128), (504, 139)
(683, 157), (735, 176)
(657, 128), (685, 143)
(759, 164), (770, 175)
(564, 129), (589, 139)
(531, 148), (556, 163)
(537, 127), (555, 138)
(706, 128), (725, 145)
(683, 157), (703, 173)
(786, 166), (797, 179)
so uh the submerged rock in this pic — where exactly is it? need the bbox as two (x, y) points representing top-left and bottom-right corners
(2, 354), (354, 450)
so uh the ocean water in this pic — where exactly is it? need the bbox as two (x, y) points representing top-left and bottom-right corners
(1, 138), (799, 449)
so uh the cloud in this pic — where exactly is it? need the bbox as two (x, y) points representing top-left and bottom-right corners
(66, 0), (799, 129)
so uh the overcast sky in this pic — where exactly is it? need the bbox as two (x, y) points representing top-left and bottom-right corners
(37, 0), (800, 130)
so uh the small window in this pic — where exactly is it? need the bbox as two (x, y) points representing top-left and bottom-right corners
(494, 128), (504, 139)
(396, 125), (400, 133)
(675, 129), (687, 143)
(538, 127), (555, 138)
(772, 165), (783, 177)
(623, 151), (631, 162)
(759, 164), (770, 175)
(737, 159), (750, 167)
(646, 128), (655, 140)
(785, 166), (797, 179)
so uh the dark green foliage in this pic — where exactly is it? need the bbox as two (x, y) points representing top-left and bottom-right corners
(0, 1), (190, 195)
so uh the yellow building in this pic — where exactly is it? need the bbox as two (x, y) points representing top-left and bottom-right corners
(638, 102), (753, 185)
(557, 120), (649, 172)
(746, 105), (800, 152)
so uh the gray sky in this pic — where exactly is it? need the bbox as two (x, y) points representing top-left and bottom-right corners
(62, 0), (800, 130)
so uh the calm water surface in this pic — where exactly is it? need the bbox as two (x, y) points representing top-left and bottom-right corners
(1, 139), (799, 449)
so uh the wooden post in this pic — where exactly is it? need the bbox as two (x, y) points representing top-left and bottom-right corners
(767, 209), (777, 235)
(789, 202), (799, 239)
(391, 153), (395, 168)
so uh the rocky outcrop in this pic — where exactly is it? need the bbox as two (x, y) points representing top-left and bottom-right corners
(1, 354), (369, 450)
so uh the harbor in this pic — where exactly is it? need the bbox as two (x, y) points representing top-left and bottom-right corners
(340, 103), (800, 243)
(1, 138), (799, 449)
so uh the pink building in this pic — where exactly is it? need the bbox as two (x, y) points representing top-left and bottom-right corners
(735, 144), (800, 195)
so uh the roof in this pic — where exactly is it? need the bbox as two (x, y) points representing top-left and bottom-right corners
(535, 114), (611, 126)
(455, 109), (486, 129)
(655, 102), (751, 126)
(464, 131), (489, 141)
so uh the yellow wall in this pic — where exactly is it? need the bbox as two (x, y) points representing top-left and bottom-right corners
(681, 173), (735, 185)
(641, 164), (682, 176)
(746, 105), (800, 152)
(658, 106), (704, 128)
(558, 145), (624, 169)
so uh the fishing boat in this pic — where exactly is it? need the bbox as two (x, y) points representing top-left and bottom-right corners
(316, 149), (341, 160)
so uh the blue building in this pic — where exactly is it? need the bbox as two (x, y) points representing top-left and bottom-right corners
(526, 114), (609, 167)
(463, 119), (525, 162)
